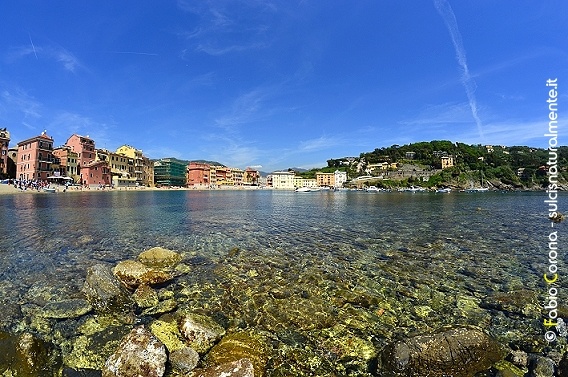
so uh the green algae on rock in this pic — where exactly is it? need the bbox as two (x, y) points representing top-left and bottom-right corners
(204, 331), (269, 377)
(179, 313), (226, 354)
(41, 298), (92, 319)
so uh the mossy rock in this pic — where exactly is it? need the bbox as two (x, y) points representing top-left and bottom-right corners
(149, 319), (186, 352)
(204, 331), (269, 377)
(138, 247), (182, 269)
(41, 299), (92, 319)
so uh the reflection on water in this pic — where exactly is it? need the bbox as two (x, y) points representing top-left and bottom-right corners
(0, 190), (563, 373)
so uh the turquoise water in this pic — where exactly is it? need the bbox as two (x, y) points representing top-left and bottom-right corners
(0, 189), (563, 373)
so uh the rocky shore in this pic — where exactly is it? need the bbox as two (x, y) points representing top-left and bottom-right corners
(0, 244), (566, 377)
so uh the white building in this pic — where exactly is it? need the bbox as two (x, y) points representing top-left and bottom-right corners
(271, 171), (296, 189)
(334, 170), (348, 188)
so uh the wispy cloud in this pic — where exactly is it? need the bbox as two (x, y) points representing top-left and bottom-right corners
(214, 88), (269, 130)
(196, 42), (268, 56)
(434, 0), (484, 141)
(298, 136), (340, 152)
(0, 89), (42, 121)
(49, 112), (113, 147)
(7, 43), (82, 72)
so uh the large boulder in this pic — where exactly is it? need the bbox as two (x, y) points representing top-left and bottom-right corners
(204, 331), (269, 377)
(379, 327), (505, 377)
(0, 331), (61, 376)
(102, 326), (167, 377)
(138, 247), (182, 269)
(81, 264), (135, 314)
(113, 260), (173, 289)
(178, 313), (226, 354)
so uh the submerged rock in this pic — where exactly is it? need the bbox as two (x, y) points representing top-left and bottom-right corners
(81, 264), (135, 314)
(192, 358), (254, 377)
(102, 325), (167, 377)
(379, 327), (505, 377)
(42, 298), (92, 319)
(204, 331), (269, 377)
(138, 247), (182, 269)
(179, 313), (226, 354)
(169, 346), (200, 374)
(113, 260), (173, 289)
(0, 331), (61, 377)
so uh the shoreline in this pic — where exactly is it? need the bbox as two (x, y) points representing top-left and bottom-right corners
(0, 182), (554, 196)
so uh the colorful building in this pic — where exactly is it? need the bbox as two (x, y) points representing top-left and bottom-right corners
(53, 146), (79, 181)
(187, 162), (210, 187)
(16, 131), (55, 181)
(293, 176), (317, 189)
(116, 145), (154, 187)
(96, 149), (137, 187)
(334, 170), (348, 188)
(82, 160), (111, 187)
(65, 134), (96, 184)
(243, 168), (260, 186)
(316, 172), (334, 188)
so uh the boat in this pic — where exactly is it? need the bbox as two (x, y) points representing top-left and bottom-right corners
(466, 171), (490, 192)
(405, 186), (426, 193)
(436, 187), (452, 193)
(43, 187), (56, 193)
(366, 186), (381, 192)
(295, 187), (315, 192)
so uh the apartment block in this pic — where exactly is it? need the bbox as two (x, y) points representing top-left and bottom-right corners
(187, 162), (210, 187)
(53, 146), (79, 180)
(316, 172), (334, 188)
(154, 158), (187, 186)
(116, 145), (154, 187)
(16, 131), (55, 181)
(271, 171), (295, 189)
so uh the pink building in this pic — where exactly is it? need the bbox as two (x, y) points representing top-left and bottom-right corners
(187, 162), (210, 187)
(0, 128), (10, 177)
(16, 131), (55, 181)
(82, 160), (111, 187)
(65, 134), (96, 185)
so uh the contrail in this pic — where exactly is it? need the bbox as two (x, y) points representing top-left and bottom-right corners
(434, 0), (485, 140)
(28, 33), (38, 60)
(106, 51), (158, 56)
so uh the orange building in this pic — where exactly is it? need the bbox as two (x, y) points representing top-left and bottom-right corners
(187, 162), (210, 187)
(316, 172), (334, 187)
(65, 134), (96, 183)
(243, 168), (260, 185)
(16, 131), (55, 181)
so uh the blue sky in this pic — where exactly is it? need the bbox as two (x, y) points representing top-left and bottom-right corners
(1, 1), (566, 172)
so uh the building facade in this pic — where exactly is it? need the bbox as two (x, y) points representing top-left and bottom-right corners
(116, 145), (154, 187)
(82, 160), (111, 187)
(243, 168), (260, 186)
(65, 134), (96, 184)
(293, 176), (317, 188)
(334, 170), (348, 188)
(187, 162), (210, 187)
(154, 158), (187, 186)
(53, 146), (79, 181)
(96, 149), (137, 187)
(441, 156), (455, 169)
(16, 131), (55, 181)
(316, 172), (334, 188)
(0, 128), (10, 178)
(271, 171), (295, 189)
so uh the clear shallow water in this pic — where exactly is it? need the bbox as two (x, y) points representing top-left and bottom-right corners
(0, 189), (564, 373)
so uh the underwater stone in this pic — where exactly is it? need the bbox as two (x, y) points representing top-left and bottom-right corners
(0, 331), (60, 376)
(138, 247), (182, 269)
(179, 313), (226, 354)
(528, 354), (555, 377)
(191, 358), (254, 377)
(81, 264), (135, 314)
(102, 325), (166, 377)
(113, 260), (173, 289)
(133, 284), (159, 309)
(379, 327), (506, 377)
(149, 319), (186, 352)
(41, 299), (92, 319)
(142, 298), (178, 316)
(204, 331), (269, 377)
(63, 325), (131, 370)
(169, 346), (199, 374)
(494, 360), (528, 377)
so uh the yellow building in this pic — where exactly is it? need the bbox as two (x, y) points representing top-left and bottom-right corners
(116, 145), (154, 187)
(97, 149), (137, 187)
(316, 172), (334, 187)
(293, 176), (317, 188)
(441, 156), (455, 169)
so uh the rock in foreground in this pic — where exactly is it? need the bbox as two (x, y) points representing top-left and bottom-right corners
(379, 327), (505, 377)
(102, 326), (167, 377)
